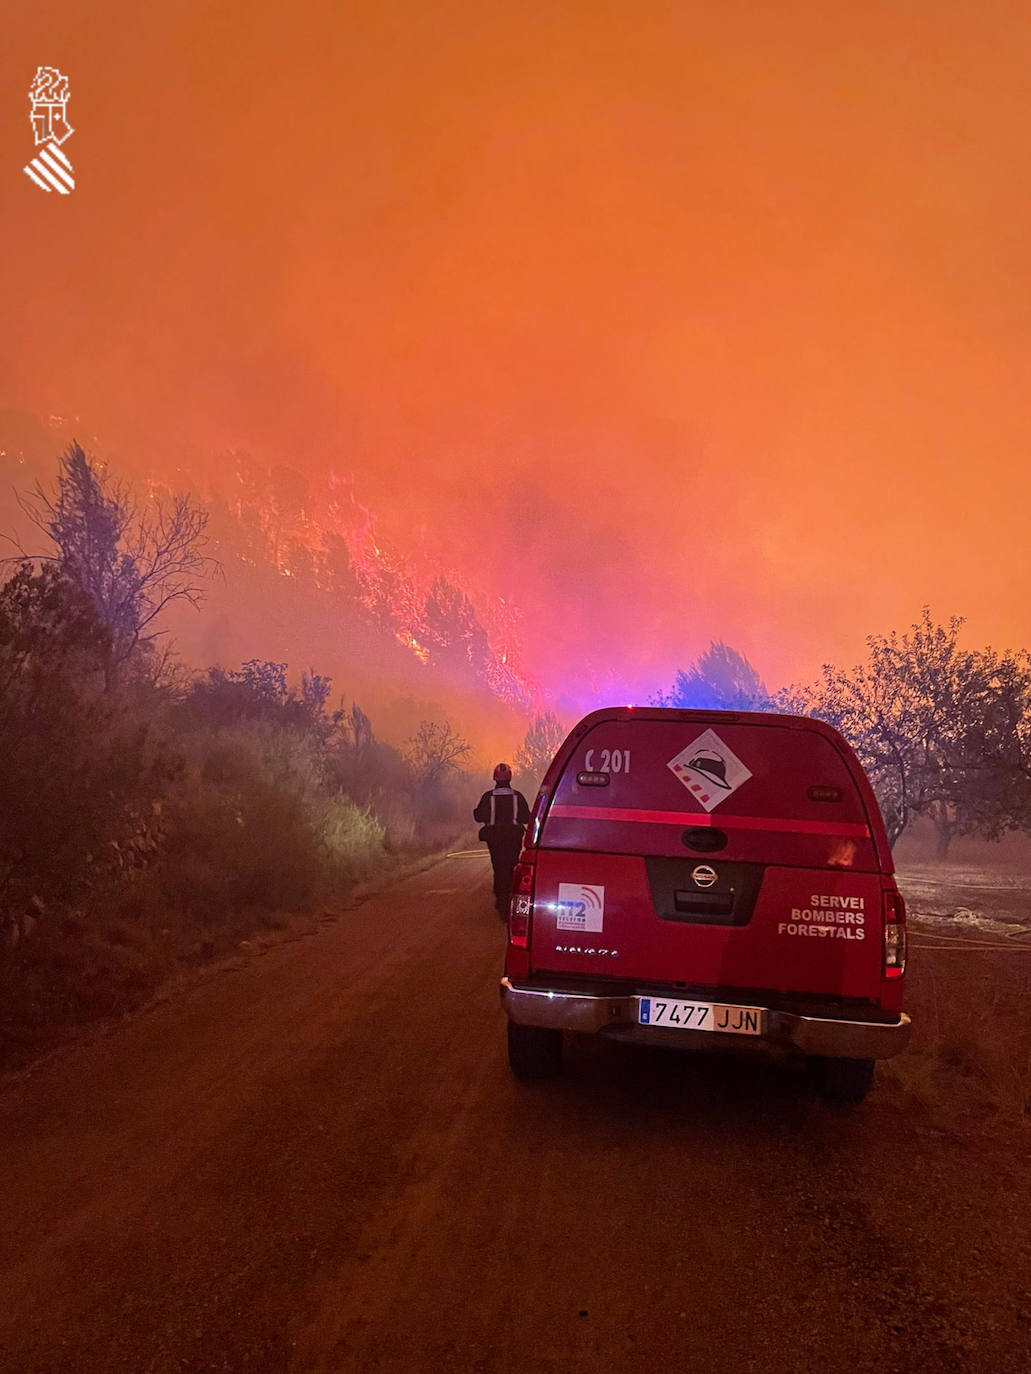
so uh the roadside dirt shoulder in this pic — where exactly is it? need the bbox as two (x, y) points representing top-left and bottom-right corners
(0, 839), (468, 1090)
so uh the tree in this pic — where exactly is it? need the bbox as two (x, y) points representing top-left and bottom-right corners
(0, 561), (165, 906)
(323, 532), (362, 604)
(12, 442), (217, 684)
(0, 561), (109, 681)
(186, 659), (340, 741)
(300, 668), (333, 719)
(517, 711), (566, 779)
(403, 719), (472, 789)
(421, 577), (491, 679)
(656, 641), (769, 711)
(344, 704), (374, 766)
(787, 609), (1031, 854)
(329, 703), (394, 808)
(0, 560), (111, 735)
(359, 548), (414, 634)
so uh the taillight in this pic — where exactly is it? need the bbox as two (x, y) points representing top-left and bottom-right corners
(509, 859), (536, 949)
(883, 888), (907, 979)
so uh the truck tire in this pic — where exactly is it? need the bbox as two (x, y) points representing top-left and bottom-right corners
(807, 1055), (875, 1105)
(507, 1020), (563, 1081)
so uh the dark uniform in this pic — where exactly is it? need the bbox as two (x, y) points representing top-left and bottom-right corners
(474, 781), (531, 913)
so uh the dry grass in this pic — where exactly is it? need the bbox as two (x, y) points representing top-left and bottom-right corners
(882, 864), (1031, 1124)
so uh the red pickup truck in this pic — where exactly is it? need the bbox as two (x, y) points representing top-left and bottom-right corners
(500, 707), (910, 1103)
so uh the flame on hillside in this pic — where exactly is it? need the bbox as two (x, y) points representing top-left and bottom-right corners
(219, 457), (539, 707)
(396, 631), (430, 664)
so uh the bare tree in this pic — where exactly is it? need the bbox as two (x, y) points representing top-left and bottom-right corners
(10, 442), (217, 685)
(403, 719), (472, 788)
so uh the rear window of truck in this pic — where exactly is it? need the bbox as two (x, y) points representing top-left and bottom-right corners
(539, 717), (879, 869)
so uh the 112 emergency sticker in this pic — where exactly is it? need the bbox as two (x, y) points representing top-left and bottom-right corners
(556, 883), (605, 932)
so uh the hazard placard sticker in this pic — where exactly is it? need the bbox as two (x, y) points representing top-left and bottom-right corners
(667, 729), (752, 812)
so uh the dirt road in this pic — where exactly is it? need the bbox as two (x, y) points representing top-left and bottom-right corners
(1, 854), (1029, 1374)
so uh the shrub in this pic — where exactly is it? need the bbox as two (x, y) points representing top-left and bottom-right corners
(158, 724), (325, 917)
(0, 670), (175, 910)
(318, 796), (386, 881)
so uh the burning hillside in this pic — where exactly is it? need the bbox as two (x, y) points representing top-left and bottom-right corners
(215, 455), (540, 709)
(0, 415), (543, 746)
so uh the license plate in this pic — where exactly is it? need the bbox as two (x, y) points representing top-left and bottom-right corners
(637, 998), (765, 1036)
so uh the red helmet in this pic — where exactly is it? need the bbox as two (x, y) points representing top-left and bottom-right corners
(493, 762), (512, 783)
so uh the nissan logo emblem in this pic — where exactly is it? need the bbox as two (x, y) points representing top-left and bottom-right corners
(692, 864), (718, 889)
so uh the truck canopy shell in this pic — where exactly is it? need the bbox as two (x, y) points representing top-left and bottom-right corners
(523, 708), (895, 1005)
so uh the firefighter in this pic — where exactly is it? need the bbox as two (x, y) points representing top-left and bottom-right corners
(474, 763), (531, 915)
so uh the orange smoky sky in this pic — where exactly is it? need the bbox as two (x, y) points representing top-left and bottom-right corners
(3, 1), (1031, 703)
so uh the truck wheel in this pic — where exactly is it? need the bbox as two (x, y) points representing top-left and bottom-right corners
(507, 1020), (563, 1081)
(807, 1056), (875, 1105)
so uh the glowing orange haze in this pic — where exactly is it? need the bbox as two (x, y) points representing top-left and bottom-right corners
(3, 2), (1031, 707)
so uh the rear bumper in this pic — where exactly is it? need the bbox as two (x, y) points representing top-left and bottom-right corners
(500, 978), (911, 1060)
